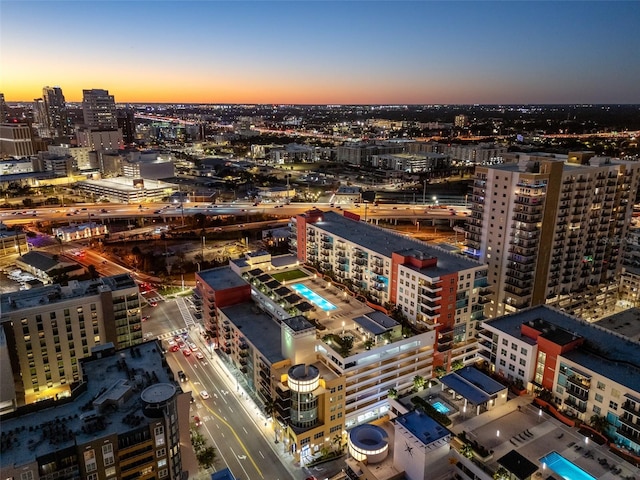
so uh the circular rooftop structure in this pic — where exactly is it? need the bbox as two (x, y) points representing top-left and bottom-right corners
(348, 424), (389, 463)
(141, 383), (177, 405)
(288, 364), (320, 393)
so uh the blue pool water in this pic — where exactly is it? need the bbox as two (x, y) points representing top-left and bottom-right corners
(431, 401), (450, 414)
(290, 283), (337, 311)
(539, 451), (596, 480)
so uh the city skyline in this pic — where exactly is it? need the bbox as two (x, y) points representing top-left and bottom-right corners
(1, 1), (640, 105)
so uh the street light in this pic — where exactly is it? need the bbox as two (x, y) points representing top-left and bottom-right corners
(423, 179), (427, 205)
(432, 195), (437, 206)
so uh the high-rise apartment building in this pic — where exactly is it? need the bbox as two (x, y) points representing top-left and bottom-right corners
(82, 88), (118, 130)
(0, 341), (189, 480)
(0, 274), (143, 409)
(465, 152), (640, 319)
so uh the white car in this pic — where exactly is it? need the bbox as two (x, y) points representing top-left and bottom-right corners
(200, 390), (210, 400)
(188, 342), (198, 351)
(195, 351), (204, 360)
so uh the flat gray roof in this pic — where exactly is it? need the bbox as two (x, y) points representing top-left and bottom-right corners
(0, 341), (174, 470)
(198, 266), (249, 291)
(485, 305), (640, 393)
(220, 302), (285, 364)
(353, 311), (399, 336)
(309, 211), (482, 276)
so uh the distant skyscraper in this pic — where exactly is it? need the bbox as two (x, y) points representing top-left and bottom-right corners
(0, 93), (8, 122)
(117, 107), (136, 144)
(465, 151), (640, 320)
(82, 88), (117, 130)
(32, 97), (50, 137)
(43, 86), (71, 138)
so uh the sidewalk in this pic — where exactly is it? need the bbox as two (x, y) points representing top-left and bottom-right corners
(193, 334), (300, 480)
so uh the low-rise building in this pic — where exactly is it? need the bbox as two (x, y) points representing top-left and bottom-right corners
(15, 250), (84, 283)
(52, 222), (109, 242)
(478, 304), (640, 457)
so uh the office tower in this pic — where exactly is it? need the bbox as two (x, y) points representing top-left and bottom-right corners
(82, 88), (118, 130)
(0, 274), (142, 408)
(43, 86), (71, 138)
(117, 107), (136, 144)
(0, 123), (34, 157)
(0, 341), (189, 479)
(32, 97), (50, 137)
(0, 93), (7, 122)
(465, 152), (640, 319)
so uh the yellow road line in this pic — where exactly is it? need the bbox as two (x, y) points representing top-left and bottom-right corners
(193, 386), (264, 478)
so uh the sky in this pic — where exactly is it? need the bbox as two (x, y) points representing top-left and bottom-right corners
(1, 1), (639, 105)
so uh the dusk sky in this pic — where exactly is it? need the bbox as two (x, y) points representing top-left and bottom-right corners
(1, 1), (639, 104)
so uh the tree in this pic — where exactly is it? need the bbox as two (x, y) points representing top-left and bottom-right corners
(413, 375), (425, 391)
(387, 388), (398, 400)
(339, 335), (354, 357)
(196, 446), (216, 469)
(363, 338), (375, 350)
(589, 415), (609, 434)
(434, 366), (447, 378)
(87, 264), (99, 280)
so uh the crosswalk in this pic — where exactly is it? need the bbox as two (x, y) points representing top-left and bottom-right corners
(156, 328), (188, 341)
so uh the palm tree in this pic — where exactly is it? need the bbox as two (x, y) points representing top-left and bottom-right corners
(589, 414), (609, 435)
(264, 398), (278, 441)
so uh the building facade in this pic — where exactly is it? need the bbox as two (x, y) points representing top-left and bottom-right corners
(82, 89), (118, 130)
(293, 209), (489, 370)
(0, 123), (34, 157)
(0, 341), (189, 480)
(465, 152), (640, 319)
(477, 305), (640, 458)
(0, 274), (142, 407)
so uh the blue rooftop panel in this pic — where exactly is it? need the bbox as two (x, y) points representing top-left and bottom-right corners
(440, 373), (491, 405)
(456, 366), (506, 395)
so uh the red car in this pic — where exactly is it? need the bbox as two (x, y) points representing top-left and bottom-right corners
(182, 348), (191, 357)
(169, 345), (180, 352)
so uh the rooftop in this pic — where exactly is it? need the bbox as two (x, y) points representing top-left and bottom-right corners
(198, 266), (250, 291)
(485, 305), (640, 393)
(77, 176), (175, 191)
(219, 301), (285, 364)
(394, 409), (451, 448)
(0, 341), (176, 469)
(497, 450), (539, 480)
(0, 274), (136, 313)
(308, 210), (482, 275)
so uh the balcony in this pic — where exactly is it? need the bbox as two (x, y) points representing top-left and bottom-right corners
(566, 385), (589, 402)
(563, 397), (587, 413)
(623, 400), (640, 416)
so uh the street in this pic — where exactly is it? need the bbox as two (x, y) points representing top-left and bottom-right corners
(143, 299), (306, 480)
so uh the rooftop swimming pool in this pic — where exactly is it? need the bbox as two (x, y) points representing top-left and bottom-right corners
(431, 401), (451, 415)
(290, 283), (337, 312)
(539, 451), (596, 480)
